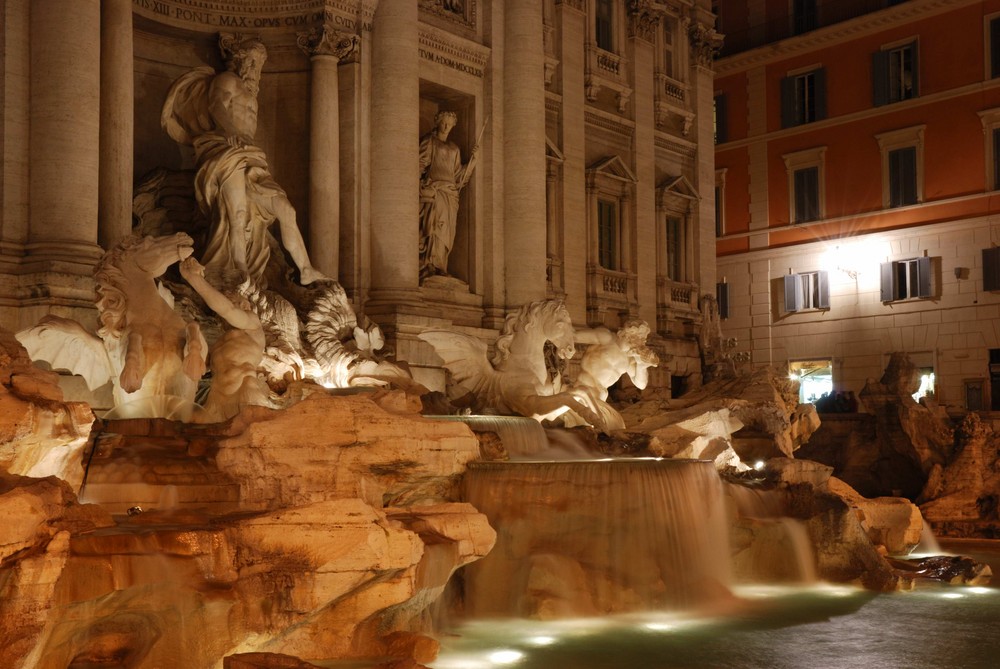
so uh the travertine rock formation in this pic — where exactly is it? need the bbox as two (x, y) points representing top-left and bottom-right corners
(0, 367), (494, 667)
(726, 458), (927, 591)
(0, 330), (95, 490)
(919, 412), (1000, 536)
(621, 366), (819, 465)
(799, 352), (953, 499)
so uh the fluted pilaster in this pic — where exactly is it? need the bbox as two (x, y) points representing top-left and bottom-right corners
(503, 0), (548, 306)
(99, 0), (134, 251)
(368, 0), (420, 299)
(29, 0), (104, 266)
(299, 19), (359, 281)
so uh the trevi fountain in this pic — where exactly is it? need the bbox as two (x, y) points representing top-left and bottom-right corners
(2, 2), (1000, 669)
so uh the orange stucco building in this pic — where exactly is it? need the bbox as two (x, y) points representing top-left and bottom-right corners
(714, 0), (1000, 411)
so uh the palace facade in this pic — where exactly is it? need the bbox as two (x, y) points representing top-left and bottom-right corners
(0, 0), (719, 394)
(715, 0), (1000, 410)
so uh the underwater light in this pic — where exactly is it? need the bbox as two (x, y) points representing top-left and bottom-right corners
(940, 592), (964, 599)
(968, 587), (992, 595)
(643, 622), (674, 631)
(489, 649), (525, 665)
(527, 635), (557, 646)
(754, 460), (765, 471)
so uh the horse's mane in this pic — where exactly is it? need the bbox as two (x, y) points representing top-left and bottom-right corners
(95, 235), (147, 339)
(491, 300), (570, 367)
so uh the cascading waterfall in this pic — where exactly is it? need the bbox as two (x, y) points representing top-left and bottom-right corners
(462, 459), (734, 618)
(725, 482), (818, 583)
(432, 415), (549, 458)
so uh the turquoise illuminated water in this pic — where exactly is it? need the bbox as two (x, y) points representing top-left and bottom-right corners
(430, 540), (1000, 669)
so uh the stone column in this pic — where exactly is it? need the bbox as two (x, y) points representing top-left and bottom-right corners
(689, 17), (723, 291)
(28, 0), (104, 265)
(503, 0), (548, 306)
(629, 4), (661, 326)
(557, 0), (588, 322)
(298, 20), (359, 281)
(368, 0), (420, 306)
(99, 0), (134, 251)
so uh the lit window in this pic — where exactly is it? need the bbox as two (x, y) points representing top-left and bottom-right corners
(880, 257), (933, 301)
(912, 368), (935, 402)
(873, 41), (918, 106)
(784, 271), (829, 312)
(789, 359), (833, 405)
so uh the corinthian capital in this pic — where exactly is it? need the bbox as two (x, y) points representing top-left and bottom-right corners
(688, 21), (724, 68)
(628, 0), (666, 43)
(297, 14), (360, 62)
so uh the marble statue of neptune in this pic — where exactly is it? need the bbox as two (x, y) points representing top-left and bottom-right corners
(162, 34), (327, 286)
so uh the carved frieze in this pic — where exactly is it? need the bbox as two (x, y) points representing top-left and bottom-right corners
(419, 25), (490, 78)
(130, 0), (375, 33)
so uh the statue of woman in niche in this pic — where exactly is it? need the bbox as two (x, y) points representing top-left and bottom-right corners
(418, 111), (479, 281)
(162, 34), (328, 287)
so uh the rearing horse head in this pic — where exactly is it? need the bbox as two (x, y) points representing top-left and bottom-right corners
(95, 232), (195, 339)
(491, 300), (575, 367)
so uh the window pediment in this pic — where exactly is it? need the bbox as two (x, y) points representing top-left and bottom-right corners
(657, 174), (698, 211)
(587, 156), (638, 185)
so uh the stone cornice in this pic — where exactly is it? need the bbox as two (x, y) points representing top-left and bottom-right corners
(654, 132), (697, 156)
(585, 109), (636, 139)
(419, 0), (477, 31)
(545, 95), (563, 115)
(716, 0), (980, 75)
(716, 199), (995, 259)
(418, 23), (490, 78)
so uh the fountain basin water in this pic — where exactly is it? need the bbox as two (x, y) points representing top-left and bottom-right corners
(461, 459), (734, 618)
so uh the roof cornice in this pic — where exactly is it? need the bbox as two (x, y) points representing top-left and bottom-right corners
(716, 0), (981, 75)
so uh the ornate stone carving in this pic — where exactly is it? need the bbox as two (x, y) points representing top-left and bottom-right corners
(419, 111), (480, 281)
(689, 21), (724, 68)
(419, 0), (476, 29)
(628, 0), (666, 43)
(162, 34), (328, 287)
(566, 320), (660, 432)
(16, 234), (207, 420)
(297, 12), (360, 62)
(420, 300), (606, 429)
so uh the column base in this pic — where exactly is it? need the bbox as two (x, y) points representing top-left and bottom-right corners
(21, 240), (105, 274)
